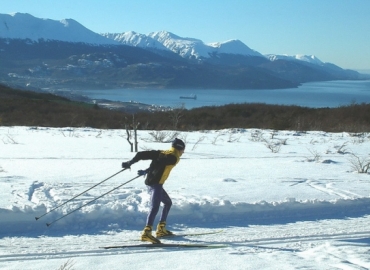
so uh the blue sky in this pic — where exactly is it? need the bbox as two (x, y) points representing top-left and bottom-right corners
(2, 0), (370, 71)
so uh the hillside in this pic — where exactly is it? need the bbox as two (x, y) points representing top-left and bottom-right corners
(0, 13), (366, 91)
(0, 38), (297, 90)
(1, 84), (370, 132)
(1, 37), (362, 91)
(0, 84), (126, 128)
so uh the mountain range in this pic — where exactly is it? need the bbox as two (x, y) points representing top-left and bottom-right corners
(0, 13), (367, 91)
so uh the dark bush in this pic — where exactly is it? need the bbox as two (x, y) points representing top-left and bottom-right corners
(1, 84), (370, 132)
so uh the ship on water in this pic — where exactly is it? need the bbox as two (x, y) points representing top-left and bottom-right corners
(180, 94), (197, 100)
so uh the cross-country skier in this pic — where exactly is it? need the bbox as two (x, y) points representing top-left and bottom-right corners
(121, 138), (185, 244)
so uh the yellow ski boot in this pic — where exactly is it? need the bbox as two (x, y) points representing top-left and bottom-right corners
(156, 221), (174, 238)
(141, 225), (161, 244)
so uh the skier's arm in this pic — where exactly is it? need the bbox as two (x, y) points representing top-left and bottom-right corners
(131, 150), (160, 163)
(122, 151), (160, 168)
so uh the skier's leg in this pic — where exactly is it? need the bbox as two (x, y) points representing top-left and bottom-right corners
(146, 184), (163, 226)
(156, 188), (173, 237)
(159, 188), (172, 222)
(141, 184), (162, 243)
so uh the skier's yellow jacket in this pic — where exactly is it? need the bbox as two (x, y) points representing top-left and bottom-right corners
(130, 147), (180, 185)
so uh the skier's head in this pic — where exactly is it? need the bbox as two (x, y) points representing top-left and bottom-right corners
(172, 138), (185, 151)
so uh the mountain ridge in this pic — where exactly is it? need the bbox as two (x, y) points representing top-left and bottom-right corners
(0, 13), (118, 45)
(2, 13), (328, 66)
(0, 12), (367, 91)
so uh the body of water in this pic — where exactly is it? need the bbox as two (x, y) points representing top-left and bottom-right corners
(73, 80), (370, 109)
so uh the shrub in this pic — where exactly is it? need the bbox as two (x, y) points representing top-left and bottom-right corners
(348, 154), (370, 173)
(2, 84), (370, 132)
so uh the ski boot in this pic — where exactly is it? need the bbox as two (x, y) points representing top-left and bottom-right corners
(141, 225), (161, 244)
(156, 221), (174, 238)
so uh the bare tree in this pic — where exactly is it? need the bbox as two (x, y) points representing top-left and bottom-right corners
(125, 114), (140, 152)
(57, 259), (75, 270)
(348, 153), (370, 173)
(250, 130), (264, 142)
(146, 131), (179, 143)
(305, 148), (322, 162)
(2, 134), (18, 144)
(168, 103), (185, 130)
(192, 136), (206, 150)
(263, 138), (282, 153)
(212, 133), (223, 145)
(335, 142), (349, 154)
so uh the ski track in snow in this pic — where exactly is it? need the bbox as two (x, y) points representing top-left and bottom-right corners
(1, 127), (370, 269)
(0, 226), (369, 264)
(307, 180), (364, 199)
(27, 181), (44, 203)
(286, 178), (364, 199)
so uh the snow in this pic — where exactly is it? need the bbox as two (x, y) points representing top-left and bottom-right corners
(148, 31), (216, 58)
(1, 126), (370, 270)
(101, 31), (168, 50)
(3, 12), (332, 64)
(266, 54), (325, 65)
(147, 31), (263, 58)
(294, 54), (324, 65)
(208, 39), (263, 56)
(0, 13), (118, 45)
(1, 12), (263, 59)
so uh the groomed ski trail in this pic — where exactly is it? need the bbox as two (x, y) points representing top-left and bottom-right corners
(1, 228), (369, 262)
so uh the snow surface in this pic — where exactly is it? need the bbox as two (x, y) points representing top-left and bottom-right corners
(121, 30), (263, 58)
(2, 12), (329, 66)
(103, 30), (264, 59)
(102, 30), (264, 59)
(1, 12), (264, 59)
(0, 13), (118, 45)
(101, 31), (168, 50)
(149, 31), (263, 58)
(266, 54), (325, 65)
(1, 126), (370, 270)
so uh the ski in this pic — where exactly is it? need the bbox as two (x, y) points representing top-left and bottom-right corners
(124, 229), (223, 242)
(101, 243), (227, 249)
(159, 229), (223, 238)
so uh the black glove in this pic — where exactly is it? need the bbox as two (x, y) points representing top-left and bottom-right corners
(138, 169), (149, 176)
(122, 160), (132, 169)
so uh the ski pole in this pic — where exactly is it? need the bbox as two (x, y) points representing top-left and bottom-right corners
(46, 174), (141, 227)
(35, 168), (127, 221)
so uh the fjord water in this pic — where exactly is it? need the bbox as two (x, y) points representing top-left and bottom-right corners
(75, 80), (370, 109)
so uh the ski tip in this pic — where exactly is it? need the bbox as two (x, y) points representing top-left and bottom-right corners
(46, 223), (51, 227)
(35, 217), (39, 221)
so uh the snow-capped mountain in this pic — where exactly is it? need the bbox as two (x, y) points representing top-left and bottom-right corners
(149, 31), (212, 58)
(2, 13), (263, 60)
(104, 30), (264, 59)
(149, 31), (263, 58)
(101, 31), (168, 50)
(266, 54), (325, 65)
(0, 12), (326, 66)
(208, 39), (263, 56)
(0, 12), (364, 91)
(0, 13), (118, 45)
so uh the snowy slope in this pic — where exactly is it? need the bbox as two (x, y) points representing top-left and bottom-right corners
(150, 31), (264, 58)
(0, 126), (370, 269)
(101, 31), (168, 50)
(102, 30), (264, 59)
(1, 12), (334, 67)
(148, 31), (213, 58)
(208, 39), (262, 55)
(0, 12), (264, 59)
(0, 13), (118, 45)
(0, 12), (263, 59)
(266, 54), (325, 65)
